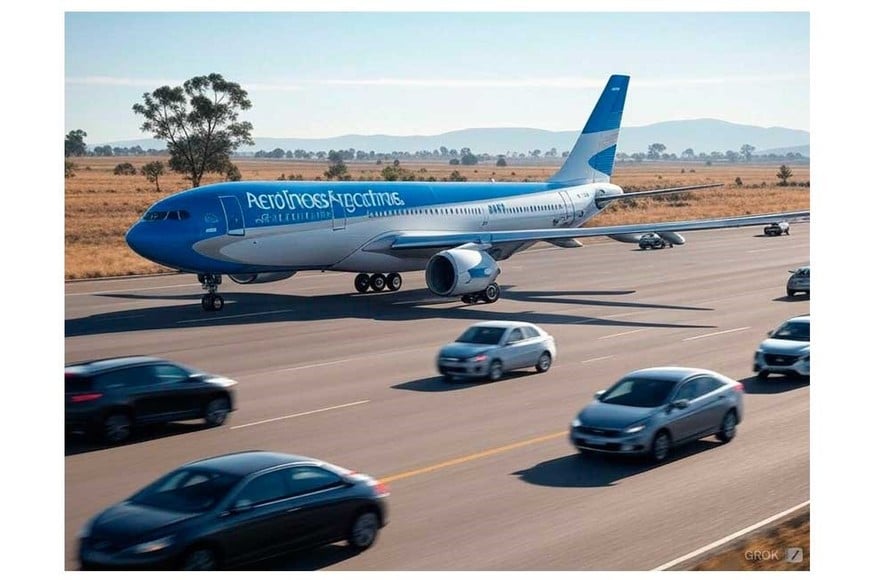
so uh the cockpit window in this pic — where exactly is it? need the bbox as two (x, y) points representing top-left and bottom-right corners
(143, 210), (190, 221)
(143, 211), (167, 221)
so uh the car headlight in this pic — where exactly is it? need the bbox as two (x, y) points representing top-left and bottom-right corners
(624, 423), (646, 434)
(571, 418), (582, 428)
(471, 354), (488, 362)
(129, 536), (174, 554)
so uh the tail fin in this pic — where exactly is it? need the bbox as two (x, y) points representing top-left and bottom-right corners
(548, 74), (629, 185)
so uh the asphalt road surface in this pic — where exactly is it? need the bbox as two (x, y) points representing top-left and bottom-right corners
(64, 225), (810, 570)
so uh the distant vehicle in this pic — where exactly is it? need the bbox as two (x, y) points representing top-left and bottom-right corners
(65, 356), (237, 444)
(753, 315), (810, 379)
(569, 367), (744, 463)
(638, 233), (672, 250)
(437, 321), (557, 381)
(78, 451), (390, 570)
(763, 221), (790, 236)
(786, 266), (810, 297)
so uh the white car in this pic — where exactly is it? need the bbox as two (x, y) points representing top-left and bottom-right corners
(753, 315), (809, 379)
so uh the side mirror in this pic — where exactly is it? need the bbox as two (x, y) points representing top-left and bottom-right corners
(594, 389), (606, 400)
(767, 330), (773, 337)
(672, 399), (689, 410)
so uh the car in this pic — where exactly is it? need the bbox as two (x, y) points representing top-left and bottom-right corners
(786, 266), (810, 297)
(568, 367), (744, 463)
(753, 315), (810, 379)
(763, 221), (790, 236)
(78, 451), (390, 570)
(436, 321), (556, 381)
(65, 356), (237, 444)
(638, 233), (672, 250)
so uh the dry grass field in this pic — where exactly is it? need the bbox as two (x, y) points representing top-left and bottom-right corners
(64, 157), (809, 279)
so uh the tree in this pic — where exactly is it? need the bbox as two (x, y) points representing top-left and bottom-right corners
(65, 160), (77, 178)
(113, 162), (137, 175)
(93, 145), (113, 156)
(460, 151), (479, 165)
(647, 143), (667, 160)
(324, 150), (349, 180)
(776, 164), (793, 185)
(141, 160), (166, 191)
(65, 130), (88, 157)
(496, 156), (507, 167)
(725, 150), (740, 163)
(740, 144), (756, 162)
(132, 73), (254, 188)
(681, 148), (695, 159)
(447, 170), (467, 182)
(223, 162), (242, 182)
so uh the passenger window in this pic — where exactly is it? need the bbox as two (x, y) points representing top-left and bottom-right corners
(94, 367), (151, 389)
(151, 364), (190, 385)
(521, 326), (540, 339)
(694, 376), (726, 397)
(282, 466), (343, 497)
(236, 471), (288, 506)
(674, 380), (700, 402)
(507, 329), (524, 343)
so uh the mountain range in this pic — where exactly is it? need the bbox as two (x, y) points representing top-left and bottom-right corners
(99, 119), (809, 157)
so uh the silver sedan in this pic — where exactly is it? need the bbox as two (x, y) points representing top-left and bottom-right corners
(436, 321), (557, 381)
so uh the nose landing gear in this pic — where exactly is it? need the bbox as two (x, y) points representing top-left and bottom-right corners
(198, 274), (224, 311)
(460, 282), (501, 304)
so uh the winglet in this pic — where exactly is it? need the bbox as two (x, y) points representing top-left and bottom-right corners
(549, 74), (629, 186)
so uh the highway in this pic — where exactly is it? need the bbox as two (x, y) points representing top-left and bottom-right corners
(64, 225), (810, 570)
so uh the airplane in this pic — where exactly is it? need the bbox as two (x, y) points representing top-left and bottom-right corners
(125, 74), (809, 311)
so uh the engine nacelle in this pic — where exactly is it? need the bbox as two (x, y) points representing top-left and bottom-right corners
(608, 232), (686, 245)
(425, 248), (500, 296)
(228, 272), (297, 284)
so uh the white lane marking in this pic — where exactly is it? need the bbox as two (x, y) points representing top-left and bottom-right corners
(598, 328), (646, 340)
(682, 326), (751, 342)
(582, 355), (614, 364)
(230, 400), (370, 430)
(746, 247), (786, 254)
(176, 309), (295, 324)
(66, 282), (199, 297)
(651, 500), (810, 571)
(236, 344), (438, 380)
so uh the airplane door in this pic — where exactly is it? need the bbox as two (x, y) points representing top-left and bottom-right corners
(331, 197), (347, 231)
(220, 196), (245, 236)
(557, 191), (576, 225)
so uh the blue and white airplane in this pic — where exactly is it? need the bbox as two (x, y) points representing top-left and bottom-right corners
(126, 75), (808, 311)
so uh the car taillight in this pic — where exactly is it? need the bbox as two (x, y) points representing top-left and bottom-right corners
(733, 382), (745, 392)
(372, 481), (390, 496)
(70, 393), (103, 403)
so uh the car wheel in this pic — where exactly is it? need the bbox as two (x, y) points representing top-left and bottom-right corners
(347, 511), (379, 551)
(716, 410), (738, 443)
(787, 289), (795, 297)
(757, 370), (770, 380)
(103, 412), (132, 444)
(181, 547), (219, 571)
(649, 430), (671, 463)
(488, 360), (504, 381)
(535, 351), (552, 373)
(204, 396), (230, 427)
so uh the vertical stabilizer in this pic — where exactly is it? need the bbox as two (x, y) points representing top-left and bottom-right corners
(548, 74), (629, 185)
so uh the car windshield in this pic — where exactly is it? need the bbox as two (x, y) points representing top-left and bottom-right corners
(772, 321), (810, 341)
(792, 268), (809, 278)
(130, 468), (242, 513)
(599, 377), (678, 408)
(456, 326), (507, 345)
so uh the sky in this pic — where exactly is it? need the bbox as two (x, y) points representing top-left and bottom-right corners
(64, 11), (809, 144)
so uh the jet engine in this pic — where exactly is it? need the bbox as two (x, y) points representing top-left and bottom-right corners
(425, 247), (500, 297)
(607, 232), (686, 245)
(228, 272), (297, 284)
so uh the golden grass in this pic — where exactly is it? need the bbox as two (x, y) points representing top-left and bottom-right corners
(64, 157), (809, 279)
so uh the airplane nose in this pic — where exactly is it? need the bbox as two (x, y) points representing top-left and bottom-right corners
(125, 222), (163, 262)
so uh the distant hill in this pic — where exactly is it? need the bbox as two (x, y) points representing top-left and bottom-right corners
(755, 144), (810, 157)
(98, 119), (809, 157)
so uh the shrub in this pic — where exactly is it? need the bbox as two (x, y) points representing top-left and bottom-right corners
(734, 177), (743, 186)
(113, 162), (137, 175)
(65, 160), (77, 178)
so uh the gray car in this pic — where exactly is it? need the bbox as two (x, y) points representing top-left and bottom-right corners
(437, 321), (557, 381)
(569, 367), (744, 462)
(753, 314), (810, 379)
(786, 266), (810, 297)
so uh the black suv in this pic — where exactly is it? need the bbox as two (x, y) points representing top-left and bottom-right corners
(66, 356), (237, 443)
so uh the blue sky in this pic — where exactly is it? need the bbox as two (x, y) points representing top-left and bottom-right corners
(65, 11), (809, 144)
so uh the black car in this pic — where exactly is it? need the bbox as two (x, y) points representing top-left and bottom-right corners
(638, 233), (671, 250)
(65, 356), (237, 443)
(78, 451), (390, 570)
(763, 221), (790, 236)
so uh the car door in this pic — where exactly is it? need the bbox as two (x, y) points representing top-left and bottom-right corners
(691, 375), (732, 435)
(151, 363), (212, 419)
(520, 325), (546, 366)
(97, 366), (166, 423)
(500, 328), (527, 370)
(666, 379), (704, 444)
(216, 470), (294, 566)
(279, 465), (356, 548)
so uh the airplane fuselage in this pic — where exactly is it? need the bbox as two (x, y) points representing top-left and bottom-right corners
(126, 180), (621, 275)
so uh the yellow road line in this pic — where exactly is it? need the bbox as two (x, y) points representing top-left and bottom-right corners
(381, 430), (567, 484)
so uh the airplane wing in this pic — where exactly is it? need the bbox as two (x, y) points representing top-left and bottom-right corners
(595, 182), (723, 204)
(382, 210), (809, 251)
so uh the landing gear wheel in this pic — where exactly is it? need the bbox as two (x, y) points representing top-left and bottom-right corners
(202, 295), (214, 311)
(211, 295), (224, 311)
(370, 273), (387, 293)
(482, 283), (500, 303)
(199, 274), (224, 312)
(386, 273), (403, 292)
(354, 273), (371, 293)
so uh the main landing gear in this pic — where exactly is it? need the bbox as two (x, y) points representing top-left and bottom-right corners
(198, 274), (224, 312)
(460, 283), (501, 304)
(354, 272), (403, 293)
